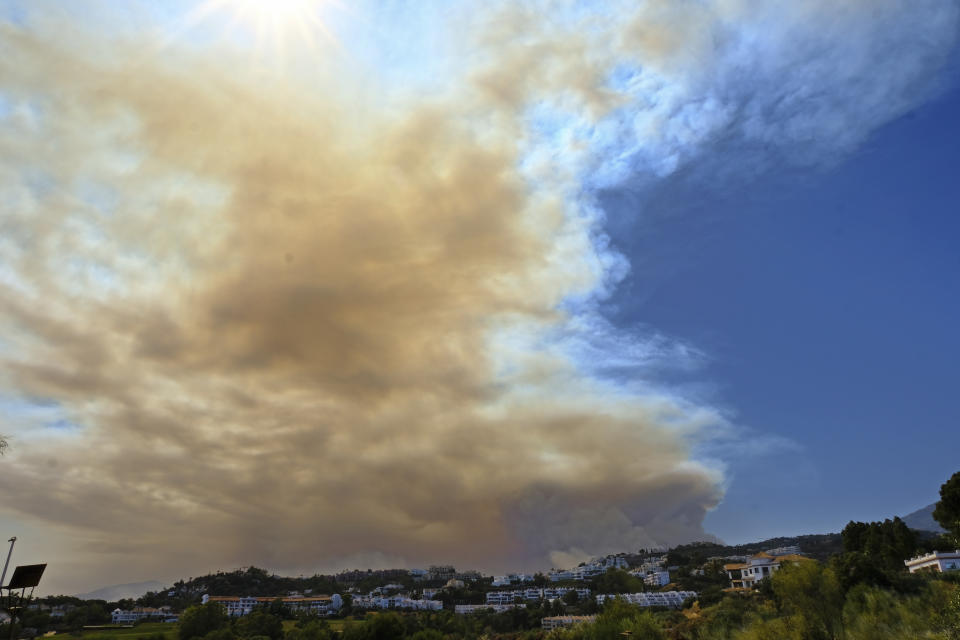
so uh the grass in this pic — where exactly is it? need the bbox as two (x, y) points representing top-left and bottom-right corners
(282, 618), (362, 632)
(77, 623), (178, 640)
(324, 619), (363, 632)
(73, 617), (360, 639)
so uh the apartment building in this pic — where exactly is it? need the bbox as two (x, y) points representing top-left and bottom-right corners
(111, 607), (172, 624)
(486, 587), (590, 605)
(202, 594), (342, 617)
(549, 556), (629, 582)
(595, 591), (697, 609)
(351, 595), (443, 611)
(643, 571), (671, 587)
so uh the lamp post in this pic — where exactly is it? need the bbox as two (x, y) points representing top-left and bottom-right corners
(0, 538), (14, 589)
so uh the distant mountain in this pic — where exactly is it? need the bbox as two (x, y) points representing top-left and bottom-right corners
(901, 503), (945, 533)
(75, 580), (167, 601)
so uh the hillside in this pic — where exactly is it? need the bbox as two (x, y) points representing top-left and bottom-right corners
(75, 581), (167, 601)
(666, 532), (844, 565)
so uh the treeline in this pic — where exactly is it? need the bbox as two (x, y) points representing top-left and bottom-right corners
(664, 535), (845, 568)
(2, 600), (113, 637)
(177, 601), (570, 640)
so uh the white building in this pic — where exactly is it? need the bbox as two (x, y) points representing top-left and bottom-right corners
(486, 587), (590, 605)
(486, 592), (519, 606)
(541, 615), (596, 630)
(371, 584), (405, 595)
(202, 594), (342, 617)
(492, 574), (535, 586)
(111, 607), (171, 624)
(548, 570), (575, 582)
(352, 594), (443, 611)
(595, 591), (696, 609)
(549, 556), (630, 582)
(904, 551), (960, 573)
(724, 553), (807, 589)
(543, 587), (591, 601)
(643, 571), (671, 587)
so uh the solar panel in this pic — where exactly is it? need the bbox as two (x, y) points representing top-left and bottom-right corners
(5, 564), (46, 590)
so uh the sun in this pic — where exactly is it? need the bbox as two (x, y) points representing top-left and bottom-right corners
(187, 0), (339, 59)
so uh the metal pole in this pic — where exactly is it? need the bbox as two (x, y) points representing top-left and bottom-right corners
(0, 537), (14, 588)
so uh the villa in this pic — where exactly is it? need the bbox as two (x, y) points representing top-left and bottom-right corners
(904, 551), (960, 573)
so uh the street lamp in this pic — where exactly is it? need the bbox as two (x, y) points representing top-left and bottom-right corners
(0, 539), (14, 590)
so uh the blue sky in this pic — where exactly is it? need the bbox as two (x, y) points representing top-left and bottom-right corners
(0, 0), (959, 594)
(623, 81), (960, 541)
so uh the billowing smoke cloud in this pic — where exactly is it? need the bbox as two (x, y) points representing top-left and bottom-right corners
(0, 0), (957, 593)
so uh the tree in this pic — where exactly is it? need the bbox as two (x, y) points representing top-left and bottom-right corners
(946, 583), (960, 640)
(836, 517), (918, 591)
(179, 603), (230, 640)
(0, 434), (8, 455)
(934, 471), (960, 541)
(63, 603), (109, 631)
(286, 620), (334, 640)
(234, 610), (283, 640)
(588, 599), (665, 640)
(770, 561), (842, 640)
(366, 612), (406, 640)
(591, 569), (644, 595)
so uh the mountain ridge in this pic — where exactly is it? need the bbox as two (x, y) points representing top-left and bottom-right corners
(901, 503), (945, 533)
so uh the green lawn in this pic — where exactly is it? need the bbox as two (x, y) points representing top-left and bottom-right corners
(78, 623), (179, 640)
(282, 618), (362, 633)
(324, 619), (362, 632)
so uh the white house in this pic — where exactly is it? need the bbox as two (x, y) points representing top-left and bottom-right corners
(904, 551), (960, 573)
(724, 553), (807, 589)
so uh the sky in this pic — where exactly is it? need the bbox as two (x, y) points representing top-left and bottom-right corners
(0, 0), (958, 596)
